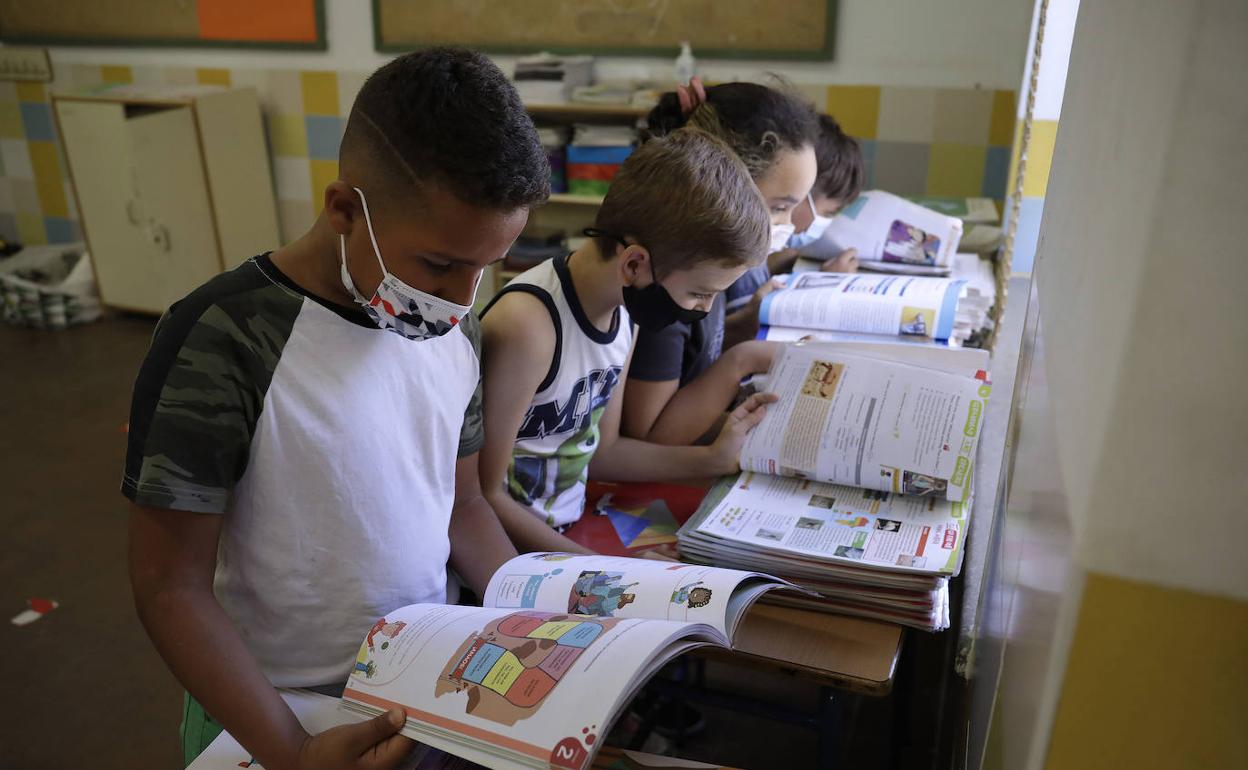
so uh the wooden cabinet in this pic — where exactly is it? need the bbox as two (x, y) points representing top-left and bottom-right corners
(53, 85), (280, 314)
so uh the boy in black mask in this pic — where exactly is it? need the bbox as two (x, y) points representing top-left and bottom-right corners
(479, 129), (777, 554)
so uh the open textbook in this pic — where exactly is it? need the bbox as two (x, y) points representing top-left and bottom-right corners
(190, 689), (739, 770)
(672, 341), (989, 630)
(739, 341), (990, 504)
(340, 554), (790, 770)
(757, 271), (990, 346)
(799, 190), (963, 274)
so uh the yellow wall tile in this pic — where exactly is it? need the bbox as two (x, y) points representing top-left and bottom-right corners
(15, 82), (45, 102)
(28, 141), (67, 217)
(0, 101), (24, 138)
(16, 212), (46, 244)
(100, 65), (133, 84)
(1006, 119), (1024, 196)
(301, 71), (339, 116)
(825, 85), (880, 139)
(926, 143), (987, 197)
(268, 113), (308, 157)
(197, 68), (232, 87)
(989, 90), (1016, 146)
(308, 159), (339, 205)
(1023, 119), (1059, 198)
(1046, 573), (1248, 770)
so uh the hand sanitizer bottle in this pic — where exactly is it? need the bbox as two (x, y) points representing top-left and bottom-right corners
(675, 41), (696, 85)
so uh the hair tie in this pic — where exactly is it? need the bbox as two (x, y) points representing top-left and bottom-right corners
(676, 76), (707, 117)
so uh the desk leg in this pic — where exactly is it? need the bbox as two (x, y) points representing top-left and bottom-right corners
(818, 687), (840, 769)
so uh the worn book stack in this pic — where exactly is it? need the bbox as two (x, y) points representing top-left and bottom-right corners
(678, 341), (991, 630)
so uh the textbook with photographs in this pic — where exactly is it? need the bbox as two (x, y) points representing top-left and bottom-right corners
(339, 553), (791, 770)
(799, 190), (964, 275)
(756, 270), (993, 347)
(678, 341), (992, 630)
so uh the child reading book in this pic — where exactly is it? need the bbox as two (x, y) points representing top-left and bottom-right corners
(123, 49), (550, 768)
(479, 129), (777, 556)
(724, 113), (867, 333)
(621, 80), (820, 446)
(785, 114), (867, 269)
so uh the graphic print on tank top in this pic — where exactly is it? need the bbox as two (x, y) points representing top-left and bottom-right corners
(483, 256), (633, 528)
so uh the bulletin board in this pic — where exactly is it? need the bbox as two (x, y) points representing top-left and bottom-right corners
(0, 0), (326, 50)
(373, 0), (837, 60)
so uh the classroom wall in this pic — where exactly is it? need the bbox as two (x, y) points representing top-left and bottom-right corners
(985, 1), (1248, 768)
(44, 0), (1031, 89)
(0, 0), (1030, 248)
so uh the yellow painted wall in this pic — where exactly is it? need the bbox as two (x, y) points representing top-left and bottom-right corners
(1045, 573), (1248, 769)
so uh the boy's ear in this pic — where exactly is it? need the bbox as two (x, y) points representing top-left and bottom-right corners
(323, 181), (359, 236)
(619, 244), (653, 287)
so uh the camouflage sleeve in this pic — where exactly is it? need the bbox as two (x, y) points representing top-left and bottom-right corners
(122, 281), (296, 514)
(457, 312), (485, 458)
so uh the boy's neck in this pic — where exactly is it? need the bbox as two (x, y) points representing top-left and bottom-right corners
(269, 213), (357, 308)
(565, 242), (623, 332)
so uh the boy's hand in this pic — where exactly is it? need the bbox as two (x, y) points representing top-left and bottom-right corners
(821, 248), (859, 273)
(746, 277), (784, 325)
(706, 392), (779, 475)
(296, 708), (415, 770)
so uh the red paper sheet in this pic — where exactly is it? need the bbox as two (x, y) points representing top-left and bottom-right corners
(564, 481), (709, 557)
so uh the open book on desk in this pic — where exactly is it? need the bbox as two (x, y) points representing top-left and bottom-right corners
(757, 271), (990, 347)
(682, 342), (992, 630)
(342, 554), (791, 770)
(741, 341), (990, 503)
(798, 189), (963, 274)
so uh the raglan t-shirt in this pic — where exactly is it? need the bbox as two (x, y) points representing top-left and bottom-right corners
(122, 254), (483, 687)
(627, 292), (726, 387)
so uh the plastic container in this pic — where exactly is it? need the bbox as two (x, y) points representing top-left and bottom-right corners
(675, 41), (696, 85)
(0, 242), (101, 330)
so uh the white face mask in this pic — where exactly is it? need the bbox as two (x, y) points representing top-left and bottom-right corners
(769, 221), (796, 253)
(788, 194), (834, 249)
(339, 186), (477, 341)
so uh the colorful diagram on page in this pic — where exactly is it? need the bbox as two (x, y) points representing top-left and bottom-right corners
(434, 611), (621, 727)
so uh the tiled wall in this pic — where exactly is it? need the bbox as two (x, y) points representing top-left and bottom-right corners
(0, 64), (1014, 249)
(814, 85), (1015, 201)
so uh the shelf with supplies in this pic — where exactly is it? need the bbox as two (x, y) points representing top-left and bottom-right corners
(524, 102), (653, 123)
(547, 192), (606, 206)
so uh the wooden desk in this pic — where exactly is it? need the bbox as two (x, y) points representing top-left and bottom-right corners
(710, 604), (902, 695)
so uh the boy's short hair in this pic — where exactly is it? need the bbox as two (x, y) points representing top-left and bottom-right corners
(340, 47), (550, 209)
(812, 114), (864, 204)
(591, 128), (769, 276)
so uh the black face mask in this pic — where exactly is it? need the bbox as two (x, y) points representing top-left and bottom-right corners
(585, 228), (709, 333)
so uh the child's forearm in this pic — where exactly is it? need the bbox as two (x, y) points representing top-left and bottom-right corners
(722, 306), (760, 349)
(134, 582), (308, 770)
(485, 489), (594, 556)
(448, 493), (521, 597)
(590, 439), (724, 483)
(643, 344), (770, 445)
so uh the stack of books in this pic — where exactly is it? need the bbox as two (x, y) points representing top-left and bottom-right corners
(757, 270), (993, 348)
(677, 341), (991, 631)
(566, 124), (637, 197)
(513, 53), (594, 105)
(799, 190), (965, 276)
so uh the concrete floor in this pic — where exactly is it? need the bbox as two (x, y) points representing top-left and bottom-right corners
(0, 315), (938, 770)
